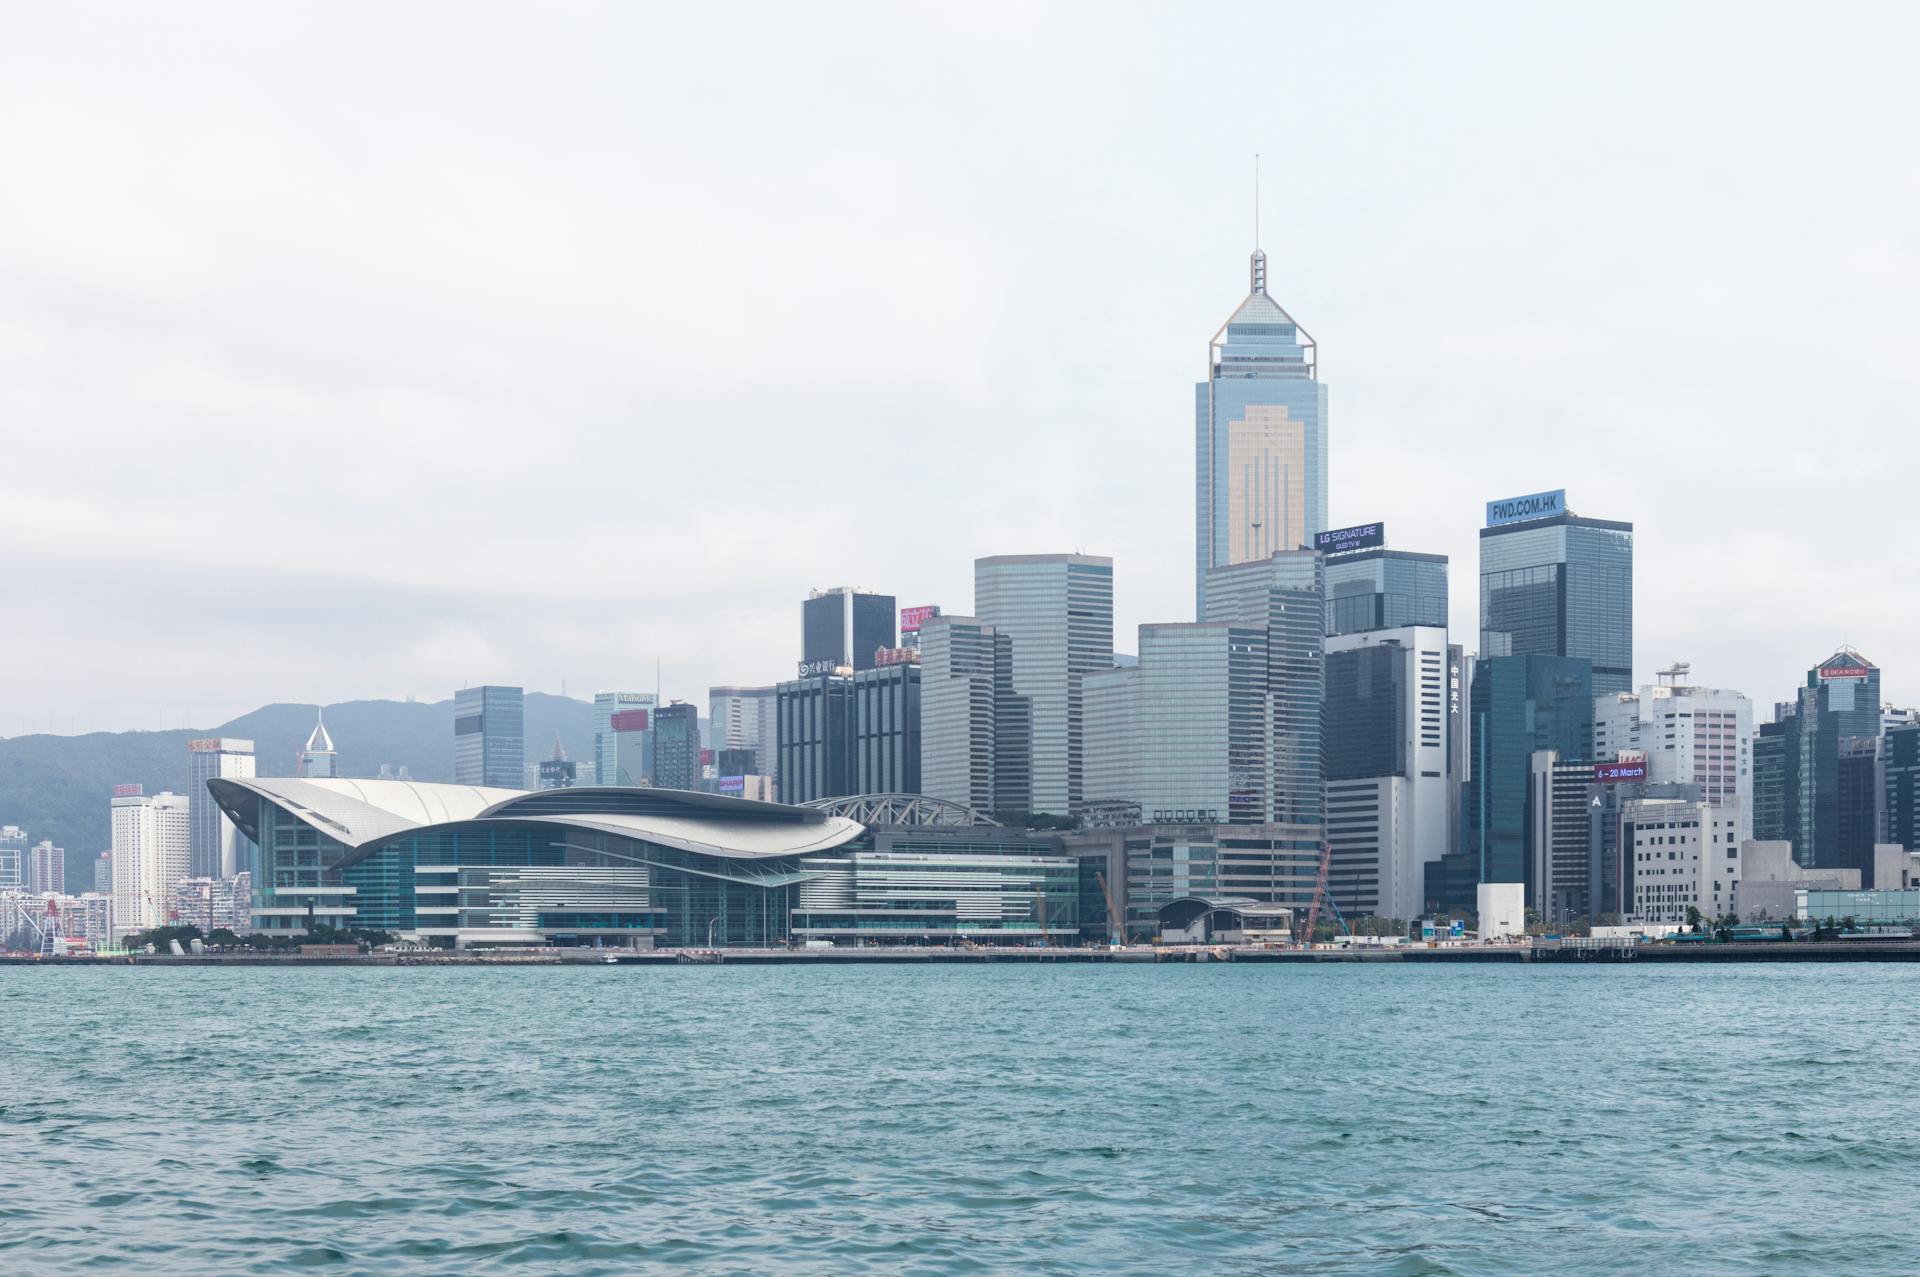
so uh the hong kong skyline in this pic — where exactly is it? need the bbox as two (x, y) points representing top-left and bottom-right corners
(5, 3), (1919, 736)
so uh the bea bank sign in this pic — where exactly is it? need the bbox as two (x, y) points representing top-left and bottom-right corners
(1486, 488), (1565, 527)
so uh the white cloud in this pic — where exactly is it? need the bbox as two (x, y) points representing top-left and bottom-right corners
(4, 1), (1920, 734)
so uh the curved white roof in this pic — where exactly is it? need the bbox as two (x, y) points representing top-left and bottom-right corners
(209, 777), (526, 846)
(208, 778), (865, 864)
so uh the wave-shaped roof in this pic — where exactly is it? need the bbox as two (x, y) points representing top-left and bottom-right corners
(207, 778), (864, 866)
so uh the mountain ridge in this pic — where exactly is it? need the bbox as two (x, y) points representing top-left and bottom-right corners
(0, 694), (596, 887)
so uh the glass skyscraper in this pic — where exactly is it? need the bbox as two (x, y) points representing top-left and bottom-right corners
(1431, 654), (1594, 911)
(1755, 648), (1885, 874)
(186, 736), (255, 879)
(453, 685), (524, 789)
(1195, 249), (1327, 618)
(594, 691), (656, 788)
(974, 554), (1114, 818)
(919, 616), (1024, 818)
(802, 587), (897, 673)
(1479, 507), (1633, 695)
(1325, 548), (1448, 637)
(1201, 550), (1326, 828)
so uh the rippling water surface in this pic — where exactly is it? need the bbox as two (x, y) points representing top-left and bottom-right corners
(3, 964), (1916, 1275)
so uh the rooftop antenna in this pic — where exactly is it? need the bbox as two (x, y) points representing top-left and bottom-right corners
(1250, 153), (1267, 294)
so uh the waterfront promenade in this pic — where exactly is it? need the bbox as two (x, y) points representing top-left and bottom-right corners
(10, 938), (1920, 966)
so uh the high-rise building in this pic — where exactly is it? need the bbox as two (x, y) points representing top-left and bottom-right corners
(110, 789), (190, 939)
(537, 737), (577, 790)
(1478, 490), (1634, 695)
(853, 660), (920, 796)
(187, 737), (255, 879)
(709, 686), (778, 785)
(802, 587), (896, 674)
(0, 825), (24, 890)
(1083, 622), (1269, 827)
(1754, 648), (1885, 876)
(1194, 247), (1327, 618)
(776, 674), (856, 805)
(1202, 550), (1325, 828)
(1886, 725), (1920, 855)
(454, 685), (524, 788)
(919, 616), (1024, 818)
(1323, 625), (1458, 921)
(651, 702), (701, 792)
(973, 554), (1114, 819)
(1433, 654), (1595, 912)
(1592, 673), (1752, 839)
(298, 710), (337, 778)
(594, 691), (656, 788)
(1323, 540), (1448, 638)
(29, 840), (64, 895)
(93, 851), (113, 894)
(1527, 750), (1604, 923)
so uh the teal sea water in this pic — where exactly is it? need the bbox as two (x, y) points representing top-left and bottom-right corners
(3, 964), (1915, 1275)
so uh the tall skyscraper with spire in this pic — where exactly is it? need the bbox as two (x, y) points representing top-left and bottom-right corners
(1194, 243), (1327, 618)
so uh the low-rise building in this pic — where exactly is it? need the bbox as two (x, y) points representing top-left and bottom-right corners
(1624, 797), (1742, 924)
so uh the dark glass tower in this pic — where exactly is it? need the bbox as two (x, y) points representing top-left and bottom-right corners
(1479, 507), (1633, 695)
(651, 702), (701, 792)
(1325, 549), (1448, 638)
(802, 587), (897, 672)
(1431, 654), (1593, 911)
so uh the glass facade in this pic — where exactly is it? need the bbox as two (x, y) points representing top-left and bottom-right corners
(1324, 645), (1403, 780)
(1103, 826), (1323, 936)
(852, 662), (920, 795)
(776, 674), (856, 804)
(652, 702), (701, 791)
(919, 618), (1024, 817)
(802, 588), (897, 672)
(594, 691), (655, 789)
(974, 554), (1114, 818)
(1761, 652), (1885, 871)
(1886, 726), (1920, 856)
(1325, 550), (1448, 638)
(792, 829), (1079, 943)
(453, 685), (525, 788)
(1203, 551), (1325, 827)
(1082, 623), (1268, 825)
(1432, 655), (1593, 911)
(231, 788), (1098, 949)
(1478, 515), (1633, 695)
(1195, 251), (1328, 618)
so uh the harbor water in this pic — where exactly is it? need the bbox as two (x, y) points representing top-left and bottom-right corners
(2, 964), (1914, 1275)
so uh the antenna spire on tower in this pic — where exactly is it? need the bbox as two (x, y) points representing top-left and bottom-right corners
(1250, 152), (1268, 294)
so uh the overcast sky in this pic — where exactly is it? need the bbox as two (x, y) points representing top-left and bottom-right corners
(4, 2), (1918, 737)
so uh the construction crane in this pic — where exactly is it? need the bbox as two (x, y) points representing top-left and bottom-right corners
(1298, 839), (1334, 947)
(1094, 870), (1127, 947)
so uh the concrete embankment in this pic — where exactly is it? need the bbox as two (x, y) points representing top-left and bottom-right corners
(8, 940), (1920, 967)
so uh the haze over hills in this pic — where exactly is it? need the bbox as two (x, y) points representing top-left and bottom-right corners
(0, 694), (596, 886)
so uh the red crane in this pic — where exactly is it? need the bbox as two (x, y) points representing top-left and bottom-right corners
(1298, 839), (1333, 947)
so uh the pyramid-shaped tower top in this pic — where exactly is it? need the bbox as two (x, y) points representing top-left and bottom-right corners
(304, 708), (335, 754)
(1211, 247), (1317, 380)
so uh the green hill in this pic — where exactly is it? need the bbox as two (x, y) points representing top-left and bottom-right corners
(0, 694), (595, 887)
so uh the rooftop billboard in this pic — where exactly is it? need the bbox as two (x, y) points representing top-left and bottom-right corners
(1486, 489), (1566, 528)
(1314, 522), (1385, 555)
